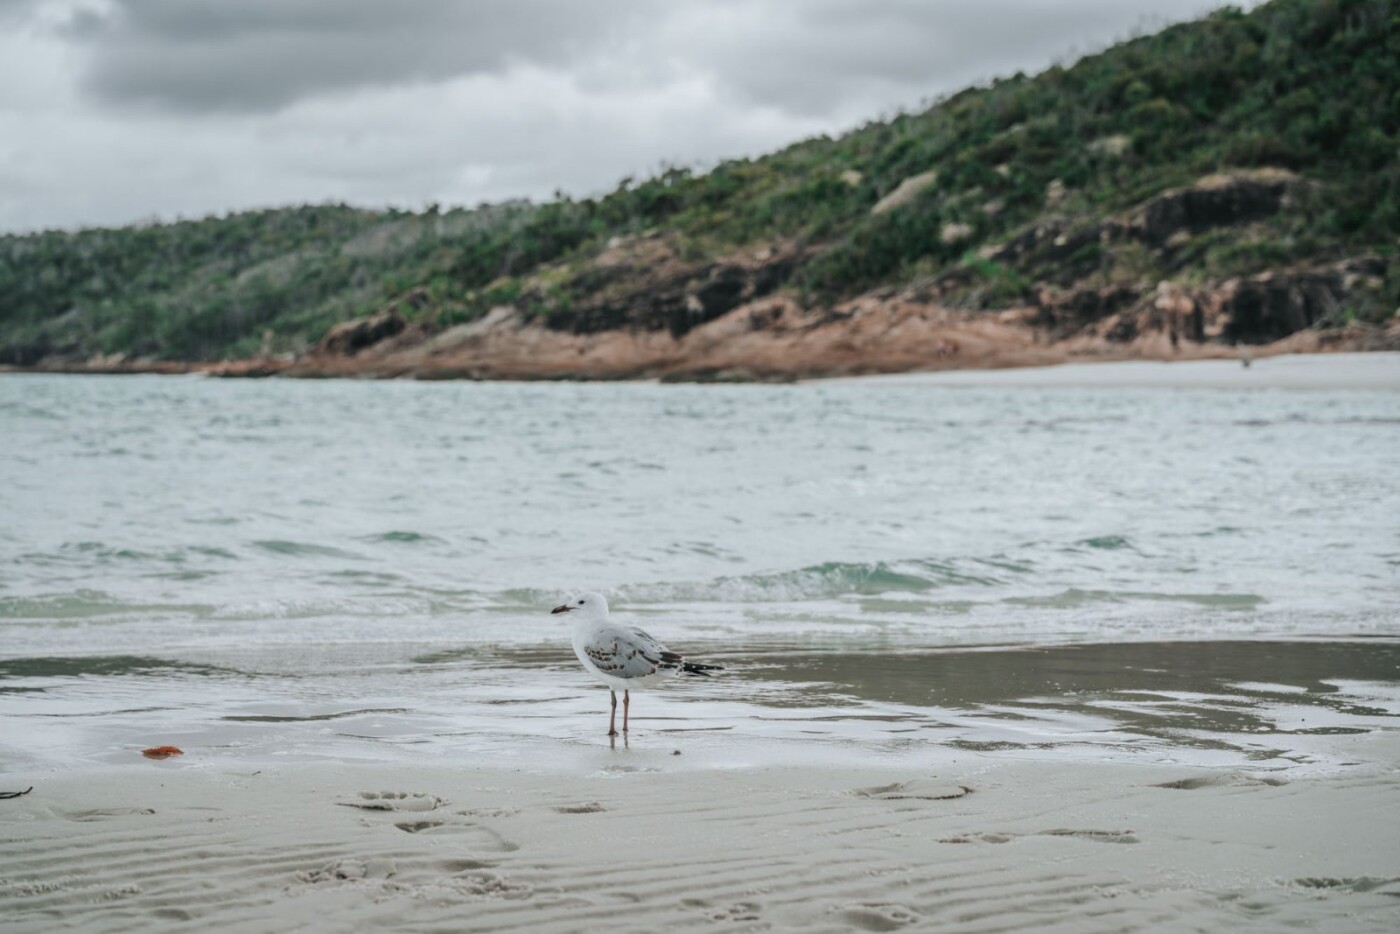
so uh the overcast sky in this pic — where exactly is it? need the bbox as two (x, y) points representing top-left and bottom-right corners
(0, 0), (1244, 234)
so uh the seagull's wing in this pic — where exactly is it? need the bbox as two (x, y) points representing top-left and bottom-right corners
(580, 624), (683, 680)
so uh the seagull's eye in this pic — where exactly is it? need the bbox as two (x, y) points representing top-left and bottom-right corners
(580, 600), (587, 604)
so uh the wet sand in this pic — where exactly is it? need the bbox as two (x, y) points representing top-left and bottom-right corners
(3, 640), (1399, 931)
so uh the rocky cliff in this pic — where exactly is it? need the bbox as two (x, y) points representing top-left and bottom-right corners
(271, 170), (1396, 381)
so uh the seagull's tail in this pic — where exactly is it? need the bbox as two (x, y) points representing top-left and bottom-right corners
(681, 661), (724, 677)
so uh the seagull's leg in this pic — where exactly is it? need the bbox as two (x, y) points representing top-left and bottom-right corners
(623, 689), (630, 733)
(608, 690), (618, 737)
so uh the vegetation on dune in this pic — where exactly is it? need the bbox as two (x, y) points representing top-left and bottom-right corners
(1, 0), (1397, 365)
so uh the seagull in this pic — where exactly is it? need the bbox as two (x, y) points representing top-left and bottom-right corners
(552, 592), (722, 736)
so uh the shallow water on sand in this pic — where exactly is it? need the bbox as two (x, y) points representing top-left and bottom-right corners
(3, 639), (1397, 778)
(1, 370), (1398, 772)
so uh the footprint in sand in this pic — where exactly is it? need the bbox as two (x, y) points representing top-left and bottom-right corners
(835, 903), (921, 931)
(338, 790), (519, 851)
(394, 820), (447, 834)
(300, 857), (398, 883)
(853, 780), (972, 801)
(300, 857), (532, 903)
(1152, 773), (1287, 790)
(680, 897), (762, 922)
(410, 870), (533, 900)
(554, 802), (608, 814)
(337, 790), (445, 812)
(66, 807), (157, 822)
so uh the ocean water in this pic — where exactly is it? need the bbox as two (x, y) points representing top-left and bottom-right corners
(2, 371), (1398, 772)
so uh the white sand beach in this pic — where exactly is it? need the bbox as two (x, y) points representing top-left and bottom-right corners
(4, 748), (1400, 933)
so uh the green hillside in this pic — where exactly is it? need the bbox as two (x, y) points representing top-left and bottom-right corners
(2, 0), (1397, 365)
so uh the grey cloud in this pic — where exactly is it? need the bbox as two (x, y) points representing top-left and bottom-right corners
(0, 0), (39, 22)
(65, 0), (1219, 117)
(680, 0), (1199, 117)
(69, 0), (642, 112)
(2, 0), (1252, 233)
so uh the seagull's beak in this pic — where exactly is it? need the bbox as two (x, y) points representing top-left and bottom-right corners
(551, 604), (572, 615)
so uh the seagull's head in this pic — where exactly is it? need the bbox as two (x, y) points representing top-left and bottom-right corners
(550, 591), (609, 620)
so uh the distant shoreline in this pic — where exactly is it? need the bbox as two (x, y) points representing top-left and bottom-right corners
(843, 351), (1400, 390)
(5, 346), (1400, 388)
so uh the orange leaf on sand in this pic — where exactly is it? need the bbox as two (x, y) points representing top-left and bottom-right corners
(141, 746), (184, 759)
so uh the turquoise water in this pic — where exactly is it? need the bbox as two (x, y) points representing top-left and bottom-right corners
(1, 372), (1398, 770)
